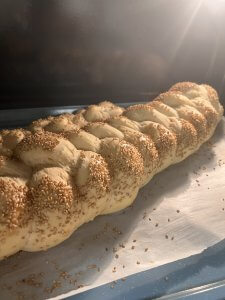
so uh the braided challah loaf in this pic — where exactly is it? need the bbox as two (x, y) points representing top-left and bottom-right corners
(0, 82), (223, 260)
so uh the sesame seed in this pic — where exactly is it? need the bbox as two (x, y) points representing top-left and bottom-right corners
(0, 178), (29, 228)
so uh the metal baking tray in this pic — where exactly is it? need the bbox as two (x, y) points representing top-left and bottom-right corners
(0, 102), (138, 129)
(0, 104), (225, 300)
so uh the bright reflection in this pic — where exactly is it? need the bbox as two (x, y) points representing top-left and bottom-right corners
(205, 0), (225, 12)
(171, 0), (204, 62)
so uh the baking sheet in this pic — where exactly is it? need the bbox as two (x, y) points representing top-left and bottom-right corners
(0, 118), (224, 300)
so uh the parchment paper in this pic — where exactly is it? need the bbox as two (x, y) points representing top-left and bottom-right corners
(0, 119), (224, 300)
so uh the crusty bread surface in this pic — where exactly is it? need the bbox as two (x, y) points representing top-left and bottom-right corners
(0, 82), (223, 260)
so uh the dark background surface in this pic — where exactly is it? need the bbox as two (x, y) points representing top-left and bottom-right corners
(0, 0), (225, 109)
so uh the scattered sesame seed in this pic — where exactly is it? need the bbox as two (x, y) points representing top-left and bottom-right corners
(87, 264), (97, 269)
(77, 284), (84, 289)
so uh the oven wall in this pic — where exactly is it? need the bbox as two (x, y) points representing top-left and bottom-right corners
(0, 0), (224, 108)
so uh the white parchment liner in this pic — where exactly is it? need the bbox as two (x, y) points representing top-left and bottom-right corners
(0, 119), (224, 300)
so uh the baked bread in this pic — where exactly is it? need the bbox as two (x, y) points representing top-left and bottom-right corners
(0, 82), (223, 260)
